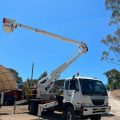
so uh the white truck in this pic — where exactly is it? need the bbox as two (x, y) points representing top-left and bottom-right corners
(3, 18), (110, 120)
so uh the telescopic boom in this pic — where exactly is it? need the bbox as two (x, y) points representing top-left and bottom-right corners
(3, 18), (88, 97)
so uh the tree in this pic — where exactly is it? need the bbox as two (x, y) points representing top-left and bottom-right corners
(101, 0), (120, 65)
(105, 0), (120, 25)
(101, 29), (120, 64)
(104, 69), (120, 89)
(8, 68), (22, 83)
(22, 71), (48, 98)
(22, 78), (37, 99)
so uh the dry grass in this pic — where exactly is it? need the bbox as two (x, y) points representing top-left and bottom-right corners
(111, 89), (120, 100)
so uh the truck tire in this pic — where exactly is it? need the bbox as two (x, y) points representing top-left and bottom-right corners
(29, 102), (38, 115)
(90, 115), (101, 120)
(63, 107), (76, 120)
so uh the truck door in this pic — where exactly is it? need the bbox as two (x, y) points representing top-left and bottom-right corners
(64, 78), (81, 105)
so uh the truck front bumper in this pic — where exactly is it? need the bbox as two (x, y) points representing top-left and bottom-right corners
(82, 106), (111, 116)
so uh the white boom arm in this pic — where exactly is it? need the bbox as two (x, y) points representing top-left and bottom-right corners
(3, 18), (88, 97)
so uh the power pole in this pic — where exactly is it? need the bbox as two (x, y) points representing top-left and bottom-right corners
(31, 61), (34, 81)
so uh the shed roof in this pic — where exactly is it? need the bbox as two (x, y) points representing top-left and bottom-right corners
(0, 65), (18, 92)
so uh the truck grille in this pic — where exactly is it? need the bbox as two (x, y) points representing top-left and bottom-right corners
(93, 108), (106, 113)
(92, 99), (104, 105)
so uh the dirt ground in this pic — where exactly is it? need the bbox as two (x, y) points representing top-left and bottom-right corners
(0, 92), (120, 120)
(111, 89), (120, 100)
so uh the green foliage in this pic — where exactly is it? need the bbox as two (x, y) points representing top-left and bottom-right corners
(105, 0), (120, 25)
(22, 80), (30, 99)
(101, 28), (120, 64)
(22, 71), (48, 98)
(22, 78), (37, 99)
(104, 69), (120, 89)
(101, 0), (120, 65)
(8, 68), (22, 83)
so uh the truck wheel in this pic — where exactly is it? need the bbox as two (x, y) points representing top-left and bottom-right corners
(90, 115), (101, 120)
(63, 107), (76, 120)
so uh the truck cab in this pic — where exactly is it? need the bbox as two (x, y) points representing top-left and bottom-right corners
(62, 76), (110, 120)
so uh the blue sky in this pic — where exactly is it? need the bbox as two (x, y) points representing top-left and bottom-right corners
(0, 0), (119, 84)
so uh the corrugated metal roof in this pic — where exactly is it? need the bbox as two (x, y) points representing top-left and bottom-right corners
(0, 65), (18, 92)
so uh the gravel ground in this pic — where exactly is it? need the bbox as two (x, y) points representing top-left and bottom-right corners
(0, 92), (120, 120)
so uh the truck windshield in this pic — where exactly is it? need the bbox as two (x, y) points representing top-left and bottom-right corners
(80, 79), (107, 96)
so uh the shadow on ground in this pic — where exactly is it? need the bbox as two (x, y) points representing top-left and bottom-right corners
(30, 112), (62, 120)
(102, 113), (115, 117)
(0, 113), (9, 115)
(30, 112), (86, 120)
(30, 113), (116, 120)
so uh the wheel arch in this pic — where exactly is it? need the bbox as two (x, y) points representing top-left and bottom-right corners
(63, 102), (75, 110)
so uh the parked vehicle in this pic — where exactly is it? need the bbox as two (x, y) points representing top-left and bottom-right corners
(3, 18), (110, 120)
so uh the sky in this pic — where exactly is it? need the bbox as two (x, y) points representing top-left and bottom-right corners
(0, 0), (119, 84)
